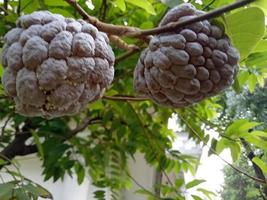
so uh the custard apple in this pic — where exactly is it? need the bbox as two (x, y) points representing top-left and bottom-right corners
(134, 3), (239, 108)
(1, 11), (115, 118)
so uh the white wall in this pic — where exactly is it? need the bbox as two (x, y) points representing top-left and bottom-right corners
(0, 155), (91, 200)
(121, 153), (156, 200)
(0, 153), (156, 200)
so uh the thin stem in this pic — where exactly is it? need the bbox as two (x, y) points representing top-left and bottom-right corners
(126, 171), (161, 200)
(203, 0), (216, 11)
(109, 35), (139, 51)
(115, 48), (140, 64)
(100, 0), (108, 22)
(66, 117), (102, 139)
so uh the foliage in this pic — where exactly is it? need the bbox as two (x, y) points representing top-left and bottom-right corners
(221, 155), (264, 200)
(218, 83), (267, 199)
(0, 0), (266, 200)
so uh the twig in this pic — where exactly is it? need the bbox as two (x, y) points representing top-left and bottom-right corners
(115, 48), (140, 64)
(103, 95), (149, 101)
(65, 0), (255, 37)
(203, 0), (216, 11)
(1, 114), (12, 137)
(66, 117), (101, 139)
(109, 35), (139, 51)
(17, 0), (21, 15)
(99, 0), (108, 21)
(126, 171), (161, 200)
(179, 114), (267, 185)
(65, 0), (140, 36)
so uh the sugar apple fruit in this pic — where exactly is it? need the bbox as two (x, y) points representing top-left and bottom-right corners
(134, 3), (240, 108)
(2, 11), (115, 118)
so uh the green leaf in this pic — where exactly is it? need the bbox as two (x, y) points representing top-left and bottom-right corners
(253, 39), (267, 53)
(250, 130), (267, 138)
(225, 119), (248, 136)
(242, 135), (267, 149)
(257, 75), (265, 87)
(125, 0), (156, 15)
(246, 51), (267, 67)
(14, 189), (31, 200)
(216, 138), (229, 154)
(0, 158), (8, 166)
(75, 163), (85, 185)
(0, 182), (18, 200)
(252, 0), (267, 15)
(31, 131), (44, 160)
(135, 189), (156, 197)
(185, 179), (206, 189)
(49, 8), (74, 17)
(175, 178), (184, 188)
(197, 188), (216, 200)
(44, 0), (69, 6)
(248, 74), (258, 93)
(191, 195), (202, 200)
(224, 7), (265, 60)
(237, 121), (261, 133)
(252, 157), (267, 175)
(114, 0), (126, 11)
(228, 142), (241, 162)
(22, 184), (40, 198)
(237, 71), (250, 87)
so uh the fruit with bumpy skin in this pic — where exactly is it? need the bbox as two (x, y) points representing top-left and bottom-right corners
(134, 3), (239, 107)
(1, 11), (115, 118)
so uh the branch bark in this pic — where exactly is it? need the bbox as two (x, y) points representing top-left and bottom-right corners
(65, 0), (255, 38)
(0, 132), (37, 169)
(0, 117), (102, 168)
(109, 35), (139, 51)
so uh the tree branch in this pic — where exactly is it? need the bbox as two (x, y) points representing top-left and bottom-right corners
(0, 132), (37, 169)
(0, 117), (102, 168)
(65, 0), (255, 37)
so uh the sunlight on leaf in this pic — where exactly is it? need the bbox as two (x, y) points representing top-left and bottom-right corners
(114, 0), (126, 11)
(252, 0), (267, 15)
(185, 179), (206, 189)
(224, 7), (265, 60)
(252, 157), (267, 175)
(126, 0), (156, 15)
